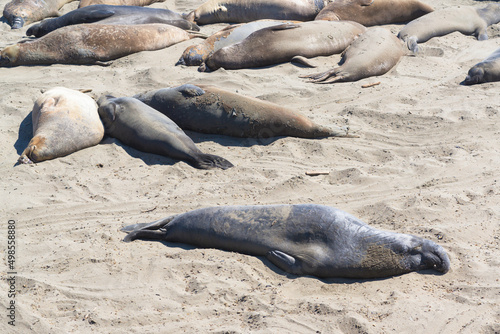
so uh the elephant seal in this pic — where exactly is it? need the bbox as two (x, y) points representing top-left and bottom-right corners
(462, 48), (500, 85)
(398, 4), (500, 53)
(26, 5), (200, 37)
(3, 0), (74, 29)
(315, 0), (433, 26)
(301, 27), (407, 84)
(177, 20), (294, 66)
(184, 0), (328, 25)
(201, 20), (366, 72)
(121, 204), (451, 279)
(133, 84), (350, 139)
(18, 87), (104, 164)
(79, 0), (164, 8)
(0, 24), (205, 67)
(97, 96), (233, 170)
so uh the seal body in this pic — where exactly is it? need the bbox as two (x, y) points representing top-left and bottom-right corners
(398, 4), (500, 52)
(202, 20), (366, 71)
(315, 0), (433, 26)
(18, 87), (104, 164)
(0, 23), (202, 67)
(133, 84), (349, 139)
(302, 27), (407, 84)
(177, 20), (293, 66)
(26, 4), (200, 37)
(3, 0), (74, 28)
(185, 0), (328, 24)
(462, 48), (500, 85)
(122, 204), (451, 279)
(97, 96), (233, 170)
(79, 0), (164, 8)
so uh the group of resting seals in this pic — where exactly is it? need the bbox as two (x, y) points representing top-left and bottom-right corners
(18, 85), (349, 167)
(2, 0), (500, 83)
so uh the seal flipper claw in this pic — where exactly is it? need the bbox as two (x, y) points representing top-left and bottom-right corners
(266, 250), (303, 275)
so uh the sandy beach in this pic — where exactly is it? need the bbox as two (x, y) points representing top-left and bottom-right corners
(0, 0), (499, 332)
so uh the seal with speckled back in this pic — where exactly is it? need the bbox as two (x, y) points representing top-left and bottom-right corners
(133, 84), (351, 139)
(97, 95), (233, 170)
(0, 23), (205, 67)
(122, 204), (451, 279)
(26, 4), (200, 38)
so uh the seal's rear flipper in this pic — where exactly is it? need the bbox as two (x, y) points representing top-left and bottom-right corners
(123, 229), (167, 242)
(121, 216), (176, 233)
(193, 154), (233, 170)
(266, 250), (303, 275)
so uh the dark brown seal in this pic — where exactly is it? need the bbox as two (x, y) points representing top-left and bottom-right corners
(315, 0), (433, 26)
(78, 0), (164, 8)
(133, 84), (350, 139)
(18, 87), (104, 164)
(122, 204), (451, 279)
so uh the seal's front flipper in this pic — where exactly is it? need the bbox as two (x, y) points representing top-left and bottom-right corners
(193, 153), (233, 170)
(266, 250), (303, 275)
(270, 23), (300, 31)
(121, 216), (176, 233)
(177, 84), (205, 97)
(291, 56), (317, 68)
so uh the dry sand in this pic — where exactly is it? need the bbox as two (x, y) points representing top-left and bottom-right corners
(1, 0), (499, 332)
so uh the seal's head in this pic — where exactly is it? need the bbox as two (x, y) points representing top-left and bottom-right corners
(0, 45), (20, 67)
(463, 67), (485, 85)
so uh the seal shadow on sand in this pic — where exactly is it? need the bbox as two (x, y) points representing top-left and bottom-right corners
(140, 239), (446, 284)
(14, 111), (33, 156)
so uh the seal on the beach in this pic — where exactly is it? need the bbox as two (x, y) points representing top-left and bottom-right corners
(184, 0), (328, 25)
(177, 20), (293, 66)
(79, 0), (164, 8)
(97, 95), (233, 170)
(133, 84), (350, 139)
(200, 20), (366, 72)
(0, 23), (205, 67)
(315, 0), (433, 26)
(462, 48), (500, 85)
(398, 4), (500, 52)
(301, 27), (407, 84)
(3, 0), (74, 29)
(18, 87), (104, 164)
(122, 204), (451, 279)
(26, 4), (200, 38)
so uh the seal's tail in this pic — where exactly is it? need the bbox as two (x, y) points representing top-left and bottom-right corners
(193, 153), (234, 170)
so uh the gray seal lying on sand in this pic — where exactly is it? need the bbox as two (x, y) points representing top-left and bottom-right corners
(398, 4), (500, 52)
(133, 84), (350, 139)
(97, 95), (233, 170)
(26, 4), (200, 38)
(122, 204), (451, 279)
(462, 48), (500, 85)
